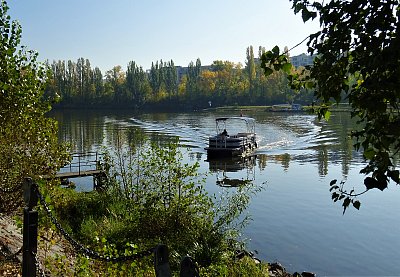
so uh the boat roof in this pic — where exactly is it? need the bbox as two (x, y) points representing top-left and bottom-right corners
(215, 116), (255, 122)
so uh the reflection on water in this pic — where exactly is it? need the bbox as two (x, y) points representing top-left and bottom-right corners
(207, 156), (256, 187)
(52, 109), (363, 180)
(50, 109), (400, 276)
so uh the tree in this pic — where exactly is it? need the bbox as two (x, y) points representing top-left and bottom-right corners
(105, 65), (125, 103)
(186, 59), (202, 101)
(245, 46), (256, 101)
(126, 61), (149, 108)
(92, 66), (104, 100)
(261, 0), (400, 211)
(0, 0), (68, 212)
(164, 59), (177, 98)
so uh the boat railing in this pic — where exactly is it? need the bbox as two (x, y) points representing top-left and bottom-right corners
(211, 136), (228, 149)
(236, 132), (253, 137)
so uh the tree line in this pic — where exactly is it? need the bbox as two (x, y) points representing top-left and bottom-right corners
(45, 46), (315, 110)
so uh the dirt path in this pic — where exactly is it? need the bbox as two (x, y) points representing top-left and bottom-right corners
(0, 214), (23, 261)
(0, 214), (23, 276)
(0, 213), (70, 276)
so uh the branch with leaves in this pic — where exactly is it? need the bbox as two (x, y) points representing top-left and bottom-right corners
(261, 0), (400, 211)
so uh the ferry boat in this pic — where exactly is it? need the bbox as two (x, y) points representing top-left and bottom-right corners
(205, 117), (257, 158)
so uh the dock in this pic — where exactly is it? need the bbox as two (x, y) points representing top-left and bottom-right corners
(55, 169), (104, 179)
(53, 152), (106, 189)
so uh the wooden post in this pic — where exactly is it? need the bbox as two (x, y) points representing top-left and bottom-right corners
(22, 178), (39, 277)
(78, 154), (81, 175)
(22, 208), (38, 277)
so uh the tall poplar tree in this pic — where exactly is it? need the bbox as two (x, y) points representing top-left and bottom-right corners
(126, 61), (150, 107)
(246, 46), (256, 101)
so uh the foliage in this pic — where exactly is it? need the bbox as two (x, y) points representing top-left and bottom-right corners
(0, 0), (69, 213)
(261, 0), (400, 212)
(42, 128), (261, 275)
(46, 49), (310, 110)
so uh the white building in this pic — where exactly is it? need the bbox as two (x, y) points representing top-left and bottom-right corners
(290, 53), (316, 67)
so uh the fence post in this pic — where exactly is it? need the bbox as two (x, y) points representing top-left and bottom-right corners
(22, 178), (39, 277)
(78, 154), (81, 175)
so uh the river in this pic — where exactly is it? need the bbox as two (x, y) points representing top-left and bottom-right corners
(52, 108), (400, 276)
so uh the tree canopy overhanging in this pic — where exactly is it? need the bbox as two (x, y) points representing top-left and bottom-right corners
(261, 0), (400, 211)
(0, 0), (68, 213)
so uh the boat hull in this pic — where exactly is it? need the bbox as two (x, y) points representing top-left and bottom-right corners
(205, 135), (257, 158)
(206, 116), (258, 158)
(205, 147), (245, 158)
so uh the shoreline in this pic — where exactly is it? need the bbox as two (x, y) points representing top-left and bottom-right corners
(0, 214), (315, 276)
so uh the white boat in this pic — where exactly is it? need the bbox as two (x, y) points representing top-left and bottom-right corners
(205, 117), (257, 158)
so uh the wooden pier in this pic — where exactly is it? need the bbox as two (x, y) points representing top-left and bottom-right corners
(55, 169), (104, 179)
(54, 152), (106, 189)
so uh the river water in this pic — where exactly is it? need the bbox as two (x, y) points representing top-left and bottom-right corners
(53, 108), (400, 276)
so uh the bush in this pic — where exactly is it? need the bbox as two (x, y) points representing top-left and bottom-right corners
(43, 129), (261, 275)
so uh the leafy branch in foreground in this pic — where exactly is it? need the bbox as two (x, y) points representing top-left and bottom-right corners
(260, 0), (400, 210)
(0, 0), (69, 213)
(329, 180), (363, 214)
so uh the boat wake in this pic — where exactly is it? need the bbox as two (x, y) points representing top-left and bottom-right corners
(128, 117), (210, 151)
(255, 138), (294, 154)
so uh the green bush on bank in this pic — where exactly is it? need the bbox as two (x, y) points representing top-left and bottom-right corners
(42, 130), (267, 275)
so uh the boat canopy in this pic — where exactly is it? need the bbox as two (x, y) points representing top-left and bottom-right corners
(215, 116), (255, 123)
(214, 116), (256, 134)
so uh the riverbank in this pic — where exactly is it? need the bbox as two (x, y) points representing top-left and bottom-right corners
(0, 213), (68, 276)
(0, 214), (315, 276)
(205, 103), (351, 113)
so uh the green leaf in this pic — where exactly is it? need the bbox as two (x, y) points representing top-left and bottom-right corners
(282, 62), (292, 73)
(363, 148), (376, 160)
(342, 197), (351, 214)
(387, 170), (400, 184)
(343, 197), (351, 207)
(302, 9), (312, 22)
(305, 81), (315, 89)
(263, 67), (273, 76)
(293, 2), (305, 14)
(364, 177), (387, 191)
(272, 45), (280, 56)
(329, 185), (339, 192)
(352, 200), (361, 210)
(324, 110), (331, 121)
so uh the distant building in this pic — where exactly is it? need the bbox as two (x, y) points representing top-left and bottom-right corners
(290, 53), (316, 68)
(176, 66), (188, 81)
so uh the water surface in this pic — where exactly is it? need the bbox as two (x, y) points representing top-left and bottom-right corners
(53, 109), (400, 276)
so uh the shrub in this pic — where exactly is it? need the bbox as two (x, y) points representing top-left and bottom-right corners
(43, 129), (261, 274)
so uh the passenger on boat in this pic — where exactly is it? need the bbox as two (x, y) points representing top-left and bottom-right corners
(221, 129), (228, 137)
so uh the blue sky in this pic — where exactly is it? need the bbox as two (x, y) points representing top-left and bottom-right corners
(8, 0), (319, 72)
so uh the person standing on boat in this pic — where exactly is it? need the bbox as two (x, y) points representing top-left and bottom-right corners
(220, 129), (229, 141)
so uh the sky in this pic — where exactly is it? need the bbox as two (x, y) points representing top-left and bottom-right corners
(8, 0), (320, 72)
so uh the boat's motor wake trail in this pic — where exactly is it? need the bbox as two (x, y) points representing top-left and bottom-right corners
(256, 138), (293, 153)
